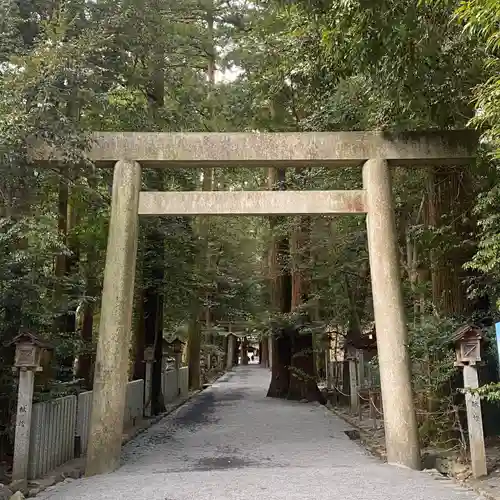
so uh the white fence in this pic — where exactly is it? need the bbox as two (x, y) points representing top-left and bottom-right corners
(76, 379), (144, 456)
(26, 368), (189, 480)
(124, 379), (144, 426)
(76, 390), (93, 457)
(179, 367), (188, 398)
(161, 367), (189, 404)
(27, 379), (144, 478)
(28, 395), (77, 480)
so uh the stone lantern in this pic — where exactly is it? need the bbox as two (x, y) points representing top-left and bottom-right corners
(169, 336), (185, 356)
(451, 324), (484, 367)
(7, 331), (52, 372)
(143, 346), (156, 417)
(4, 331), (52, 489)
(143, 345), (155, 363)
(450, 324), (487, 478)
(320, 332), (332, 389)
(226, 331), (237, 371)
(320, 331), (331, 351)
(168, 336), (185, 396)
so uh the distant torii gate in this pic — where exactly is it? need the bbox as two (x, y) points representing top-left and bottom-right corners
(37, 130), (477, 475)
(201, 321), (251, 369)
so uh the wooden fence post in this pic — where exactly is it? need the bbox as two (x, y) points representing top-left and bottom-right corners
(357, 350), (365, 388)
(349, 358), (359, 414)
(143, 347), (154, 417)
(369, 390), (377, 429)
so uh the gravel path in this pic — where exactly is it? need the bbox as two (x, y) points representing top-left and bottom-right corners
(37, 366), (482, 500)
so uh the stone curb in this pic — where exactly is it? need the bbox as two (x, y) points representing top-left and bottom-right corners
(327, 405), (387, 460)
(328, 404), (499, 500)
(452, 477), (500, 500)
(468, 486), (499, 500)
(121, 390), (199, 445)
(23, 371), (227, 498)
(119, 369), (227, 446)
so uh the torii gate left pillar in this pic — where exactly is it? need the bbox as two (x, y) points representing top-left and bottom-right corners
(85, 160), (141, 476)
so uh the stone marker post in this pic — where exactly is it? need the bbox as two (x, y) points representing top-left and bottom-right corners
(6, 332), (52, 491)
(452, 325), (487, 478)
(86, 160), (141, 477)
(143, 346), (155, 418)
(169, 337), (185, 397)
(463, 366), (487, 477)
(357, 350), (365, 389)
(12, 368), (34, 489)
(363, 159), (420, 470)
(326, 358), (332, 391)
(369, 390), (377, 429)
(226, 334), (235, 370)
(348, 357), (359, 415)
(175, 353), (181, 396)
(322, 332), (331, 389)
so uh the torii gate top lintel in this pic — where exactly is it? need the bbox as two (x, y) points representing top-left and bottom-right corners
(35, 129), (477, 167)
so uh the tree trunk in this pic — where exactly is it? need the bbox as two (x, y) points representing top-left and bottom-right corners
(135, 46), (167, 412)
(77, 300), (95, 389)
(188, 164), (213, 389)
(152, 292), (165, 414)
(234, 337), (240, 365)
(265, 167), (326, 403)
(288, 329), (325, 402)
(267, 167), (293, 398)
(188, 315), (202, 389)
(139, 142), (166, 412)
(425, 167), (474, 316)
(267, 331), (292, 398)
(54, 178), (79, 381)
(260, 337), (269, 367)
(142, 227), (166, 414)
(287, 207), (326, 404)
(133, 290), (146, 380)
(76, 169), (100, 389)
(241, 337), (249, 365)
(222, 335), (229, 368)
(189, 15), (216, 385)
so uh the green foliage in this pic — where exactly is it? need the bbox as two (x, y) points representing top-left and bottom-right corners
(474, 382), (500, 403)
(409, 316), (459, 393)
(456, 0), (500, 151)
(465, 153), (500, 302)
(409, 316), (464, 449)
(234, 0), (482, 133)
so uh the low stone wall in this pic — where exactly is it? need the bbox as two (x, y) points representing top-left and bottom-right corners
(161, 367), (189, 403)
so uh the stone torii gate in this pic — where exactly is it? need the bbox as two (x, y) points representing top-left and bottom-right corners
(37, 130), (476, 476)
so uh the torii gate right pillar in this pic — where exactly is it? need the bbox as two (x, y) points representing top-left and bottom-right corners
(363, 159), (420, 469)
